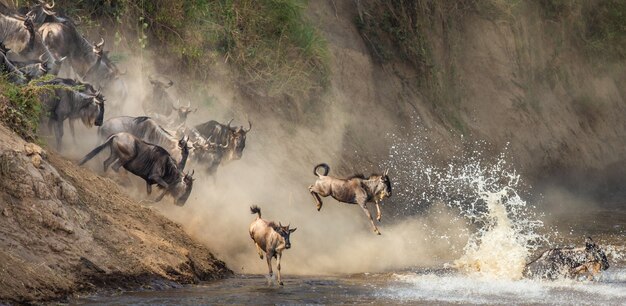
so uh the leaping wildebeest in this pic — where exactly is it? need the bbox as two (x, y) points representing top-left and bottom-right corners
(79, 132), (194, 206)
(524, 237), (610, 280)
(249, 205), (296, 286)
(308, 163), (392, 235)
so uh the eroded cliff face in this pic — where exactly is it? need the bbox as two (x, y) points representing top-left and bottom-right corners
(0, 124), (231, 303)
(302, 1), (625, 201)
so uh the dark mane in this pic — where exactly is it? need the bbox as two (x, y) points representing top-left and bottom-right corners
(347, 173), (366, 180)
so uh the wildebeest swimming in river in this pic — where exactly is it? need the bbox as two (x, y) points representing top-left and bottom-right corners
(79, 132), (194, 206)
(308, 163), (392, 235)
(524, 237), (609, 280)
(249, 205), (296, 286)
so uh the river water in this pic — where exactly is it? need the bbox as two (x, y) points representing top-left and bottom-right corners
(75, 265), (626, 305)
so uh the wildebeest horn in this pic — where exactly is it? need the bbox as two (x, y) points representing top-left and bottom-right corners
(95, 38), (105, 48)
(38, 53), (46, 62)
(244, 120), (252, 132)
(226, 118), (233, 128)
(384, 168), (389, 176)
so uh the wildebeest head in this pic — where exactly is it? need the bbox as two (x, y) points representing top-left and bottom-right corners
(84, 38), (125, 82)
(78, 90), (105, 127)
(26, 0), (57, 25)
(172, 101), (197, 123)
(275, 222), (297, 249)
(171, 170), (194, 206)
(370, 169), (392, 200)
(148, 74), (173, 89)
(584, 237), (610, 271)
(225, 119), (252, 160)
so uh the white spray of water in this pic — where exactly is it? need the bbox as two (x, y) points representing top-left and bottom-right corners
(385, 132), (545, 279)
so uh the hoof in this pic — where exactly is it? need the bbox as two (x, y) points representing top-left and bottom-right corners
(377, 217), (382, 223)
(259, 255), (264, 260)
(316, 205), (322, 211)
(279, 281), (284, 286)
(375, 230), (381, 235)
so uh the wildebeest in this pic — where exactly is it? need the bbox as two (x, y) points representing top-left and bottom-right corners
(194, 119), (252, 161)
(249, 205), (296, 286)
(37, 78), (104, 150)
(171, 101), (197, 126)
(308, 163), (392, 235)
(38, 18), (127, 104)
(142, 75), (175, 117)
(524, 237), (610, 280)
(187, 130), (229, 177)
(14, 53), (65, 79)
(98, 116), (187, 163)
(0, 10), (37, 59)
(79, 132), (194, 206)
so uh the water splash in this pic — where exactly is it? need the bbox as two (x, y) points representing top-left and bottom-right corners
(384, 132), (545, 279)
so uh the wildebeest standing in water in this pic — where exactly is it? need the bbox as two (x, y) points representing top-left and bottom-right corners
(524, 237), (609, 280)
(249, 205), (296, 286)
(308, 163), (392, 235)
(78, 132), (194, 206)
(37, 78), (105, 150)
(194, 119), (252, 175)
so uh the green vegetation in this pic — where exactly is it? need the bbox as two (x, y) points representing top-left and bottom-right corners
(57, 0), (329, 99)
(0, 77), (45, 141)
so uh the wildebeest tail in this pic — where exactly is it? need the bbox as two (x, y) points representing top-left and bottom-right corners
(79, 135), (113, 165)
(313, 163), (330, 177)
(250, 205), (261, 218)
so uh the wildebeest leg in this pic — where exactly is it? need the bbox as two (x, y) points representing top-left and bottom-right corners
(53, 120), (64, 151)
(266, 252), (273, 280)
(149, 175), (169, 189)
(359, 204), (380, 235)
(155, 189), (168, 202)
(68, 120), (77, 144)
(375, 200), (382, 222)
(309, 188), (323, 211)
(276, 252), (283, 286)
(255, 243), (264, 259)
(146, 183), (152, 195)
(111, 159), (123, 172)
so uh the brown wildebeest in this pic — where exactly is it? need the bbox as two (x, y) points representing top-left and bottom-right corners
(308, 163), (392, 235)
(249, 205), (296, 286)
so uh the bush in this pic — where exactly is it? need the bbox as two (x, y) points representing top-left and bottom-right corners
(0, 77), (45, 141)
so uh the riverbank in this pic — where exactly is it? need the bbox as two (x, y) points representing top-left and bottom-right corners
(0, 124), (231, 304)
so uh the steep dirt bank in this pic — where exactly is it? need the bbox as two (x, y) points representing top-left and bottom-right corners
(0, 123), (231, 304)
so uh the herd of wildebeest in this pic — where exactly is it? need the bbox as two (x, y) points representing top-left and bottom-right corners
(0, 1), (612, 286)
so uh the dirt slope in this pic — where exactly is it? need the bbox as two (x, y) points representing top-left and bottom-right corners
(0, 123), (231, 303)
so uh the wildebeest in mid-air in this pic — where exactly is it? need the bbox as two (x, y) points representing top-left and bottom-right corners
(249, 205), (296, 286)
(78, 132), (194, 206)
(308, 163), (392, 235)
(524, 236), (610, 280)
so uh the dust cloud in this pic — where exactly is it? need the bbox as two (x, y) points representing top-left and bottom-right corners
(55, 42), (469, 276)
